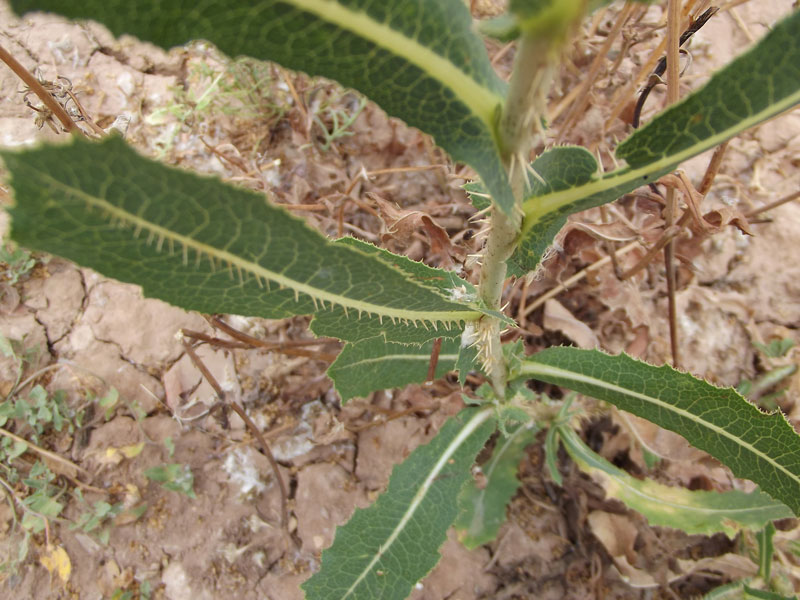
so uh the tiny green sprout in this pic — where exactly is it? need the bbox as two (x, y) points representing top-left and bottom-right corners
(144, 463), (197, 499)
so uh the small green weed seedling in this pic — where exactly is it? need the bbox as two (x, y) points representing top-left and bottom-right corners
(0, 242), (35, 286)
(2, 2), (800, 598)
(143, 463), (196, 499)
(0, 334), (136, 571)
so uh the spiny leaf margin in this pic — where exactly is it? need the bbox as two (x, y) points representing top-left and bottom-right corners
(1, 135), (484, 343)
(301, 407), (495, 600)
(520, 347), (800, 515)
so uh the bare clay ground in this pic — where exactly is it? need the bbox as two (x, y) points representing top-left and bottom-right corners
(1, 2), (799, 599)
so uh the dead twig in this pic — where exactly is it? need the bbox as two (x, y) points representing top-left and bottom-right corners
(522, 241), (640, 318)
(663, 0), (684, 369)
(0, 427), (90, 478)
(426, 338), (443, 382)
(631, 7), (718, 128)
(745, 190), (800, 219)
(180, 338), (291, 544)
(209, 316), (339, 362)
(556, 1), (636, 142)
(620, 142), (728, 279)
(0, 43), (77, 133)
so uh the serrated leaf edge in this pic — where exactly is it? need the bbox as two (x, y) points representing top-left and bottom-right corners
(456, 421), (535, 546)
(522, 51), (800, 235)
(340, 407), (494, 598)
(522, 356), (800, 493)
(18, 158), (483, 330)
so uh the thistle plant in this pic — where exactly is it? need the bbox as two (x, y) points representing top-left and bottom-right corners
(2, 1), (800, 598)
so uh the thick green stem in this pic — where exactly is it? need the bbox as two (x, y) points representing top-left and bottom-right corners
(477, 3), (586, 398)
(478, 34), (560, 397)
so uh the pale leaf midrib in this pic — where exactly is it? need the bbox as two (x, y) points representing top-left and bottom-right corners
(521, 89), (800, 234)
(289, 0), (502, 127)
(339, 352), (460, 369)
(524, 362), (800, 488)
(342, 408), (493, 599)
(560, 428), (788, 518)
(40, 174), (481, 325)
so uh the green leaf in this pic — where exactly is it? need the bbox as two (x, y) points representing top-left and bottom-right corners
(557, 426), (792, 537)
(520, 347), (800, 516)
(617, 11), (800, 169)
(1, 135), (486, 344)
(11, 0), (515, 216)
(8, 440), (28, 460)
(508, 146), (599, 275)
(455, 422), (537, 549)
(301, 407), (495, 600)
(703, 582), (750, 600)
(757, 522), (776, 582)
(544, 424), (563, 485)
(743, 587), (797, 600)
(517, 10), (800, 275)
(144, 463), (196, 498)
(328, 336), (461, 403)
(754, 339), (795, 359)
(0, 334), (14, 358)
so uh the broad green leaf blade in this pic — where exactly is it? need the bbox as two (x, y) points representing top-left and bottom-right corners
(455, 422), (537, 549)
(301, 407), (495, 600)
(335, 237), (479, 298)
(329, 336), (461, 403)
(517, 10), (800, 275)
(1, 136), (485, 343)
(520, 348), (800, 515)
(11, 0), (515, 215)
(557, 426), (792, 537)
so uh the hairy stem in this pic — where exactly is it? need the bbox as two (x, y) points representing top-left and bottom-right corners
(478, 33), (563, 397)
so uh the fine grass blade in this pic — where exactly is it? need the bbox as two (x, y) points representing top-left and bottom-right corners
(301, 407), (495, 600)
(557, 426), (792, 537)
(10, 0), (515, 216)
(1, 136), (487, 344)
(521, 348), (800, 516)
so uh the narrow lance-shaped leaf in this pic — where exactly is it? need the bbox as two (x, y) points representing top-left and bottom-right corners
(11, 0), (515, 215)
(329, 336), (461, 403)
(742, 588), (797, 600)
(515, 9), (800, 274)
(455, 421), (538, 549)
(557, 425), (792, 538)
(1, 136), (488, 344)
(521, 347), (800, 516)
(757, 522), (776, 582)
(301, 407), (495, 600)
